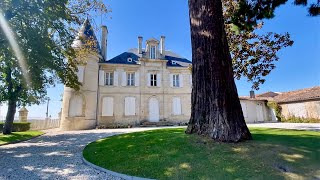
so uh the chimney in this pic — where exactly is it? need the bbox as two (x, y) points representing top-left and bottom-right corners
(101, 26), (108, 61)
(250, 90), (255, 98)
(138, 36), (143, 54)
(160, 36), (165, 56)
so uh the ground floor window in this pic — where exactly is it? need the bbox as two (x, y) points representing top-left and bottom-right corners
(172, 97), (182, 115)
(125, 97), (136, 116)
(102, 97), (114, 116)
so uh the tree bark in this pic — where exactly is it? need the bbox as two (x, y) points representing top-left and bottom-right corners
(186, 0), (252, 142)
(3, 100), (17, 135)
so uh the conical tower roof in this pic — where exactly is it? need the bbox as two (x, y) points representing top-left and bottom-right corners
(72, 18), (101, 54)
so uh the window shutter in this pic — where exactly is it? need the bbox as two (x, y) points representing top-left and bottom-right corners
(135, 72), (140, 86)
(102, 97), (113, 116)
(99, 70), (105, 86)
(172, 97), (182, 115)
(114, 71), (119, 86)
(131, 97), (136, 115)
(125, 97), (136, 116)
(121, 71), (126, 86)
(147, 73), (151, 86)
(157, 73), (161, 87)
(241, 102), (247, 118)
(179, 74), (183, 87)
(77, 66), (85, 83)
(170, 74), (173, 87)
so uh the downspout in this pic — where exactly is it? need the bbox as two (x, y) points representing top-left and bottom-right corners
(96, 62), (101, 128)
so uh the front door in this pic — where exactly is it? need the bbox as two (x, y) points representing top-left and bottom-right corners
(149, 97), (160, 122)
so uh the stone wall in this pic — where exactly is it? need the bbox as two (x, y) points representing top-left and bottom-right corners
(280, 100), (320, 119)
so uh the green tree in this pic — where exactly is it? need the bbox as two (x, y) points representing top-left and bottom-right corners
(186, 0), (318, 142)
(187, 0), (294, 90)
(0, 0), (108, 134)
(224, 0), (294, 90)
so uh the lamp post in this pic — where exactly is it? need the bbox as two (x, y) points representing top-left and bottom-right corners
(46, 98), (50, 119)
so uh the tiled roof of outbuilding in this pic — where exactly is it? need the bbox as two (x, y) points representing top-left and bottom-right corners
(273, 86), (320, 103)
(240, 86), (320, 103)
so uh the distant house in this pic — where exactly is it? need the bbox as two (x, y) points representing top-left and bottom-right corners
(243, 86), (320, 122)
(239, 93), (276, 123)
(271, 86), (320, 119)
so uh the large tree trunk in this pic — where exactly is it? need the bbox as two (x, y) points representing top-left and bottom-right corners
(186, 0), (252, 142)
(3, 100), (17, 135)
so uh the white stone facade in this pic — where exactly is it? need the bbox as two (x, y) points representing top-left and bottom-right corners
(60, 20), (192, 130)
(97, 58), (192, 127)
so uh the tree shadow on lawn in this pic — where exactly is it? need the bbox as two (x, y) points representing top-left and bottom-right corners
(85, 128), (320, 180)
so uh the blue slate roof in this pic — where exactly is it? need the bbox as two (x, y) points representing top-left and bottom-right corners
(72, 18), (101, 54)
(102, 48), (191, 67)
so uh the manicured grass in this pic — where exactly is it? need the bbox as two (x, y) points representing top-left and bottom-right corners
(0, 131), (44, 145)
(83, 128), (320, 180)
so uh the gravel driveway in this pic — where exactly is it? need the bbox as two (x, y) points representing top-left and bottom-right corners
(0, 127), (165, 180)
(0, 123), (319, 180)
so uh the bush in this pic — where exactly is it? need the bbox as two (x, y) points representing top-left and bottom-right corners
(281, 116), (320, 123)
(266, 101), (283, 121)
(0, 122), (31, 132)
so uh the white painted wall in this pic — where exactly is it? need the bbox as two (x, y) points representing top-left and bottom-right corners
(240, 100), (271, 123)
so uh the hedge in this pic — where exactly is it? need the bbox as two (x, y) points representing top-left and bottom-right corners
(0, 122), (31, 132)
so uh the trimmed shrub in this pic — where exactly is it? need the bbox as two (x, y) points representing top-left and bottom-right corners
(0, 122), (31, 132)
(281, 116), (320, 123)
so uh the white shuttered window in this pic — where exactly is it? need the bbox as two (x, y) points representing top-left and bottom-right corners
(105, 72), (113, 86)
(127, 73), (135, 86)
(125, 97), (136, 116)
(173, 74), (180, 87)
(102, 97), (113, 116)
(172, 97), (182, 115)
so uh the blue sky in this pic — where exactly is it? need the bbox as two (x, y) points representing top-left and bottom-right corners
(0, 0), (319, 119)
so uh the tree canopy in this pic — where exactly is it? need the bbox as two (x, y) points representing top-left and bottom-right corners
(0, 0), (108, 134)
(231, 0), (320, 30)
(224, 0), (294, 90)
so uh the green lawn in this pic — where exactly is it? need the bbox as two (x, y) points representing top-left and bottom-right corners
(0, 131), (44, 145)
(83, 128), (320, 180)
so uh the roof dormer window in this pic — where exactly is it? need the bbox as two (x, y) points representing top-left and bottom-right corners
(127, 58), (133, 62)
(150, 46), (156, 59)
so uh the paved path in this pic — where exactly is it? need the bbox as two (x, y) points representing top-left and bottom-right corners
(247, 122), (320, 131)
(0, 123), (319, 180)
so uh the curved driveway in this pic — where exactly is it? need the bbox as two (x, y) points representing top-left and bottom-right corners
(0, 123), (319, 180)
